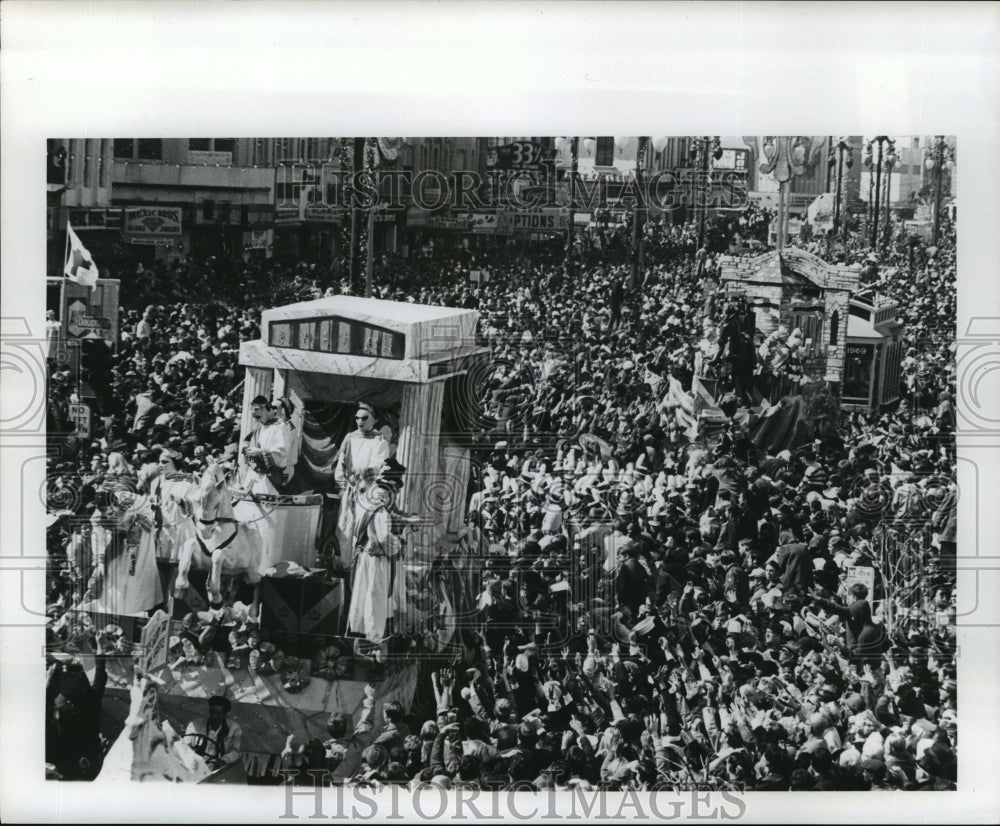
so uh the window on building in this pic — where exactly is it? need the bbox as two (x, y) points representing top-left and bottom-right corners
(829, 309), (839, 346)
(138, 139), (163, 161)
(113, 139), (135, 159)
(253, 139), (270, 166)
(83, 140), (92, 185)
(189, 138), (211, 152)
(595, 137), (615, 166)
(214, 138), (235, 154)
(99, 139), (109, 187)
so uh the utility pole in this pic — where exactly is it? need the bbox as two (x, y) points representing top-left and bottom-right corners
(630, 136), (647, 289)
(565, 137), (578, 281)
(349, 137), (366, 291)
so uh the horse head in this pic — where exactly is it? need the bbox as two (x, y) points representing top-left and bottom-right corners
(124, 675), (159, 741)
(196, 462), (235, 524)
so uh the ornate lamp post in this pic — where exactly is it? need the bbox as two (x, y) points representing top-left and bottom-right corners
(689, 136), (722, 250)
(744, 136), (825, 251)
(827, 137), (854, 241)
(882, 145), (897, 250)
(862, 136), (896, 250)
(348, 137), (367, 290)
(924, 135), (955, 246)
(630, 136), (649, 289)
(554, 136), (580, 279)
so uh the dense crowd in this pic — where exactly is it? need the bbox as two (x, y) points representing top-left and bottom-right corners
(45, 212), (957, 790)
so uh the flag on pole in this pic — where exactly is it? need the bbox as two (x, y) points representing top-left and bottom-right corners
(64, 223), (99, 288)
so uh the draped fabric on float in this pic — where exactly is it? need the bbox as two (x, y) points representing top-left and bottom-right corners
(285, 370), (403, 493)
(750, 395), (813, 455)
(295, 402), (347, 494)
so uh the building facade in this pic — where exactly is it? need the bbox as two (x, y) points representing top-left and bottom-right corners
(110, 139), (275, 263)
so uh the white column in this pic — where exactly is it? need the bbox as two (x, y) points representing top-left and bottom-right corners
(396, 381), (444, 560)
(273, 368), (287, 400)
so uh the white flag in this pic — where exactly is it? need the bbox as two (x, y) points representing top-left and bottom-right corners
(64, 223), (99, 288)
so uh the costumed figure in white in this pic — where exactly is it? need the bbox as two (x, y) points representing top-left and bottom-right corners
(275, 397), (301, 490)
(147, 449), (198, 562)
(81, 487), (164, 615)
(236, 395), (288, 569)
(346, 458), (414, 648)
(334, 403), (391, 570)
(241, 395), (288, 496)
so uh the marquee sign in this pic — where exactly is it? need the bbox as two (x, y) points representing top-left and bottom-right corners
(123, 206), (182, 243)
(489, 141), (556, 171)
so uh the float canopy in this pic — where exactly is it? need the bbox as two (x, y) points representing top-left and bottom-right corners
(240, 296), (485, 384)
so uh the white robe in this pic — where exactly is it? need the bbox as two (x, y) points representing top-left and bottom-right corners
(334, 430), (391, 569)
(236, 420), (289, 571)
(82, 496), (163, 615)
(346, 494), (406, 643)
(241, 420), (288, 496)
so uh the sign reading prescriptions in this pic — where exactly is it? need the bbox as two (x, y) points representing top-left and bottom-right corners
(503, 208), (569, 232)
(123, 206), (182, 242)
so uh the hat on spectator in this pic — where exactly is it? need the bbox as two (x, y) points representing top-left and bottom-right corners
(843, 693), (866, 714)
(860, 756), (886, 779)
(430, 775), (453, 789)
(838, 745), (862, 769)
(58, 671), (91, 702)
(361, 745), (387, 771)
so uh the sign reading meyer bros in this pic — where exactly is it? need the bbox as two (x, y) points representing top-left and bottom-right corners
(123, 206), (182, 244)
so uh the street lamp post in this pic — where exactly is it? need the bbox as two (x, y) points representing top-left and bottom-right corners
(863, 136), (896, 250)
(563, 137), (578, 280)
(925, 135), (955, 246)
(630, 136), (648, 289)
(827, 137), (853, 242)
(882, 148), (896, 250)
(348, 137), (367, 291)
(690, 136), (722, 251)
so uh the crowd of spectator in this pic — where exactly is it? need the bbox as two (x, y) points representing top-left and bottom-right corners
(45, 212), (957, 791)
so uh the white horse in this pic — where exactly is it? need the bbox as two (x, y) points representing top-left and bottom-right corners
(151, 472), (200, 562)
(173, 463), (263, 614)
(96, 672), (212, 784)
